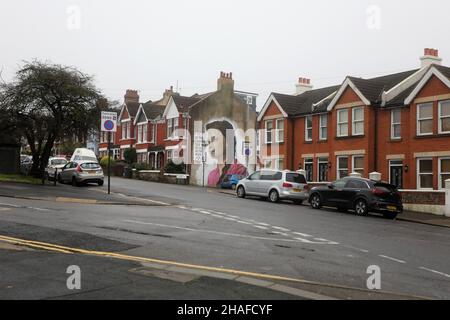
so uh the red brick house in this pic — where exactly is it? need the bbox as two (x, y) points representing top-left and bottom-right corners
(117, 90), (141, 160)
(258, 49), (450, 214)
(133, 101), (166, 168)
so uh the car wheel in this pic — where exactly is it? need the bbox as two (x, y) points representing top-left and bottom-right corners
(237, 186), (246, 198)
(269, 189), (279, 203)
(310, 194), (322, 209)
(72, 177), (80, 187)
(383, 212), (398, 220)
(354, 199), (369, 216)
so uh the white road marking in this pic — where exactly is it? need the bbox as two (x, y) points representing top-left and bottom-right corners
(253, 225), (268, 230)
(0, 202), (50, 212)
(379, 255), (406, 264)
(419, 267), (450, 278)
(123, 220), (335, 244)
(172, 206), (340, 246)
(272, 226), (291, 232)
(272, 231), (289, 236)
(292, 232), (312, 238)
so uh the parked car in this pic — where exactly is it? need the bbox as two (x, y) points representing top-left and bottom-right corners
(236, 170), (309, 204)
(220, 174), (245, 190)
(308, 177), (403, 219)
(57, 161), (104, 186)
(70, 148), (98, 163)
(45, 157), (68, 181)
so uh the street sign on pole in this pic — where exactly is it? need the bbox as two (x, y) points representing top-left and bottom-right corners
(101, 112), (118, 133)
(101, 111), (117, 195)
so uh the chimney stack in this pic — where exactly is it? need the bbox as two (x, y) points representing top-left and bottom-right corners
(217, 71), (234, 92)
(295, 77), (313, 95)
(124, 89), (139, 103)
(420, 48), (442, 68)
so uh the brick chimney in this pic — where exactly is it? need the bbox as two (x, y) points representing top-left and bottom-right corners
(124, 89), (139, 103)
(163, 86), (174, 99)
(420, 48), (442, 68)
(295, 77), (313, 95)
(217, 71), (234, 92)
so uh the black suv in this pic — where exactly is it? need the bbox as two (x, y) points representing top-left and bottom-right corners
(309, 177), (403, 219)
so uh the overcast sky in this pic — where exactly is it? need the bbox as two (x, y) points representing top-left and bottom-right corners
(1, 0), (449, 108)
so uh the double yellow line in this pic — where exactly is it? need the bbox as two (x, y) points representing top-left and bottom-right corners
(0, 234), (310, 283)
(0, 234), (431, 300)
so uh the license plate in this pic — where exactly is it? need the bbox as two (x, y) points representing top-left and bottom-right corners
(293, 188), (302, 193)
(387, 205), (397, 211)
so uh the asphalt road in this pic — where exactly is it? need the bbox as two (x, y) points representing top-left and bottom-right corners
(0, 178), (449, 299)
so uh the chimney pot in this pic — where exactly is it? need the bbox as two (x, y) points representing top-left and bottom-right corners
(421, 48), (442, 67)
(295, 77), (313, 95)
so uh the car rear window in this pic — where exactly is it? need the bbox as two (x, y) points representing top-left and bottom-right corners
(81, 163), (101, 169)
(374, 182), (397, 192)
(51, 159), (67, 166)
(286, 173), (306, 184)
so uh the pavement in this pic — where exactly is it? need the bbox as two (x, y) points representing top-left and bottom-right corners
(0, 179), (449, 299)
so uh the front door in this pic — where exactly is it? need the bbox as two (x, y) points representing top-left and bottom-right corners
(390, 161), (403, 189)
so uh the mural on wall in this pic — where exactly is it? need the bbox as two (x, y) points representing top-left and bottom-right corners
(204, 120), (248, 187)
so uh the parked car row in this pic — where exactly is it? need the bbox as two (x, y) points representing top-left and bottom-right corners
(235, 169), (403, 220)
(20, 148), (105, 187)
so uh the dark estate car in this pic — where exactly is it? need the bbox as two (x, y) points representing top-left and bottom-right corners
(308, 177), (403, 219)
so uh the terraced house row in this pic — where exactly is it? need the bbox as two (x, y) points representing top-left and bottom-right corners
(258, 49), (450, 213)
(98, 72), (258, 187)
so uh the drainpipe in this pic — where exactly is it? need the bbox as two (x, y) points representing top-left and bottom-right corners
(374, 107), (378, 173)
(291, 118), (295, 171)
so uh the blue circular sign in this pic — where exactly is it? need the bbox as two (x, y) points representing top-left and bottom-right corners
(104, 120), (114, 131)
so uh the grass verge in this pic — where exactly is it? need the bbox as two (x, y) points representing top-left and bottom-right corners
(0, 174), (48, 185)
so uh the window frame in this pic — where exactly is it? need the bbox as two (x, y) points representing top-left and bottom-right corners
(304, 158), (314, 182)
(265, 120), (273, 144)
(438, 157), (450, 190)
(319, 114), (328, 141)
(337, 109), (349, 137)
(417, 158), (434, 190)
(275, 118), (284, 143)
(417, 103), (434, 136)
(352, 106), (365, 136)
(438, 100), (450, 134)
(352, 155), (365, 177)
(318, 157), (329, 182)
(337, 156), (349, 180)
(275, 158), (284, 170)
(391, 108), (402, 139)
(305, 115), (313, 142)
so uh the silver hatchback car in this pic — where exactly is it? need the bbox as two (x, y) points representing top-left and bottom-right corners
(57, 161), (104, 187)
(236, 170), (309, 204)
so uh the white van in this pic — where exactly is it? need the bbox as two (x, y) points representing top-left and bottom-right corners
(70, 148), (98, 163)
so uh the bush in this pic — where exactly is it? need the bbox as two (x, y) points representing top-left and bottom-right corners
(134, 163), (152, 171)
(164, 160), (186, 174)
(100, 156), (116, 167)
(123, 148), (137, 164)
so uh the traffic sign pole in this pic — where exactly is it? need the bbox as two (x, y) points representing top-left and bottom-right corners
(108, 131), (111, 195)
(101, 111), (117, 196)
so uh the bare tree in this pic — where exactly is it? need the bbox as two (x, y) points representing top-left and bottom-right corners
(0, 60), (107, 177)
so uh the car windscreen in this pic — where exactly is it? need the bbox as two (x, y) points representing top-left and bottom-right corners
(80, 163), (101, 169)
(286, 173), (307, 184)
(51, 159), (67, 166)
